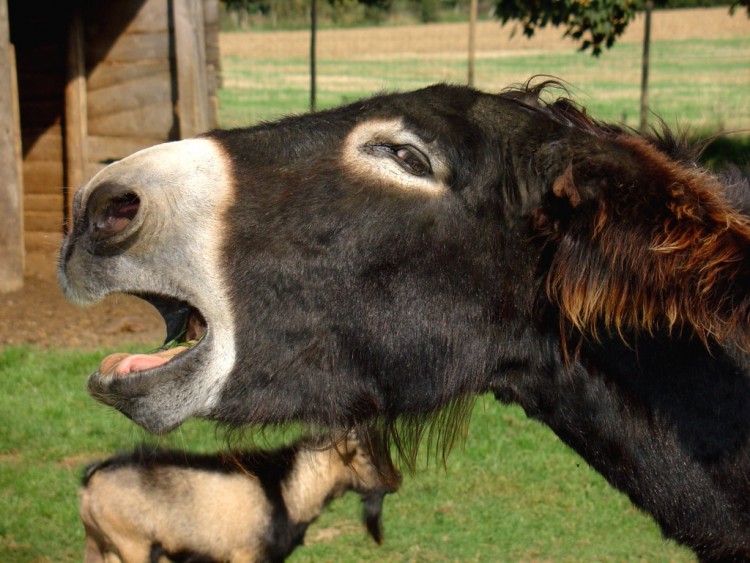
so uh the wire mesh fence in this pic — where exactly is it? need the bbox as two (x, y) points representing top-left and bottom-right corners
(217, 7), (750, 133)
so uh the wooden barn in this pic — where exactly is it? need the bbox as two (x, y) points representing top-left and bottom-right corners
(0, 0), (220, 291)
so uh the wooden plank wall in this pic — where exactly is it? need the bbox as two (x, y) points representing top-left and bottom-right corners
(10, 0), (219, 251)
(85, 0), (175, 181)
(86, 0), (218, 175)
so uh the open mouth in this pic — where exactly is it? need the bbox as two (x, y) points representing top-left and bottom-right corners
(98, 295), (208, 377)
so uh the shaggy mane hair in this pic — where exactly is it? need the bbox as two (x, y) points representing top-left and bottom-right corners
(517, 79), (750, 350)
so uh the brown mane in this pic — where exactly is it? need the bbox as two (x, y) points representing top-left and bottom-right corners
(527, 100), (750, 346)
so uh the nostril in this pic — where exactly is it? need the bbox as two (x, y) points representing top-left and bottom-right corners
(95, 193), (140, 239)
(85, 181), (143, 245)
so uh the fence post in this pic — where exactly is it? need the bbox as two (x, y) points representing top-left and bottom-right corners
(65, 0), (88, 233)
(174, 0), (211, 138)
(0, 0), (24, 292)
(310, 0), (317, 112)
(468, 0), (477, 86)
(639, 0), (653, 132)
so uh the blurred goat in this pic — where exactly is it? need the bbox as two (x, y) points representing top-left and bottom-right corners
(79, 435), (400, 562)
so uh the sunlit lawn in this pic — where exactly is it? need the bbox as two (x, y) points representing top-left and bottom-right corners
(220, 36), (750, 134)
(0, 347), (693, 561)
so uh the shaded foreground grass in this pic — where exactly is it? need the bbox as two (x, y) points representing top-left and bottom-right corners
(1, 346), (694, 561)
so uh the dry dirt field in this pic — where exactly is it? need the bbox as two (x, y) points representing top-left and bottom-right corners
(0, 252), (163, 350)
(220, 7), (750, 59)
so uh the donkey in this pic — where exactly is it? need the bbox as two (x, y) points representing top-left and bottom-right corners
(79, 435), (400, 562)
(59, 80), (750, 560)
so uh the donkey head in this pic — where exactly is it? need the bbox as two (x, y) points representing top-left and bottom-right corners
(58, 82), (750, 436)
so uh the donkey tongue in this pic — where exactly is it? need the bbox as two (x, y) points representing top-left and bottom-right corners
(112, 354), (171, 375)
(99, 347), (187, 376)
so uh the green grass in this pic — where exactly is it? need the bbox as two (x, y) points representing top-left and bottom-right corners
(219, 36), (750, 133)
(1, 346), (693, 561)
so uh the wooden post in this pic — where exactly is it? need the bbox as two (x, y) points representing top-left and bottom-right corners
(65, 1), (88, 232)
(310, 0), (317, 112)
(10, 44), (21, 210)
(0, 0), (24, 292)
(173, 0), (211, 138)
(639, 0), (653, 132)
(467, 0), (477, 87)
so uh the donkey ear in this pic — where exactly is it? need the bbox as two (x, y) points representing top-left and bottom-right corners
(535, 133), (750, 346)
(529, 160), (599, 242)
(551, 163), (581, 207)
(529, 137), (614, 238)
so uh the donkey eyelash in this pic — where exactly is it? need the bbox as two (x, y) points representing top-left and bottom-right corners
(366, 144), (432, 177)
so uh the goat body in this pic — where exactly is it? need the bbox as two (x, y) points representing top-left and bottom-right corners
(79, 437), (399, 562)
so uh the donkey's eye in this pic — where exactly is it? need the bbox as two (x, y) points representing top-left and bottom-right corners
(370, 144), (432, 177)
(393, 146), (431, 176)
